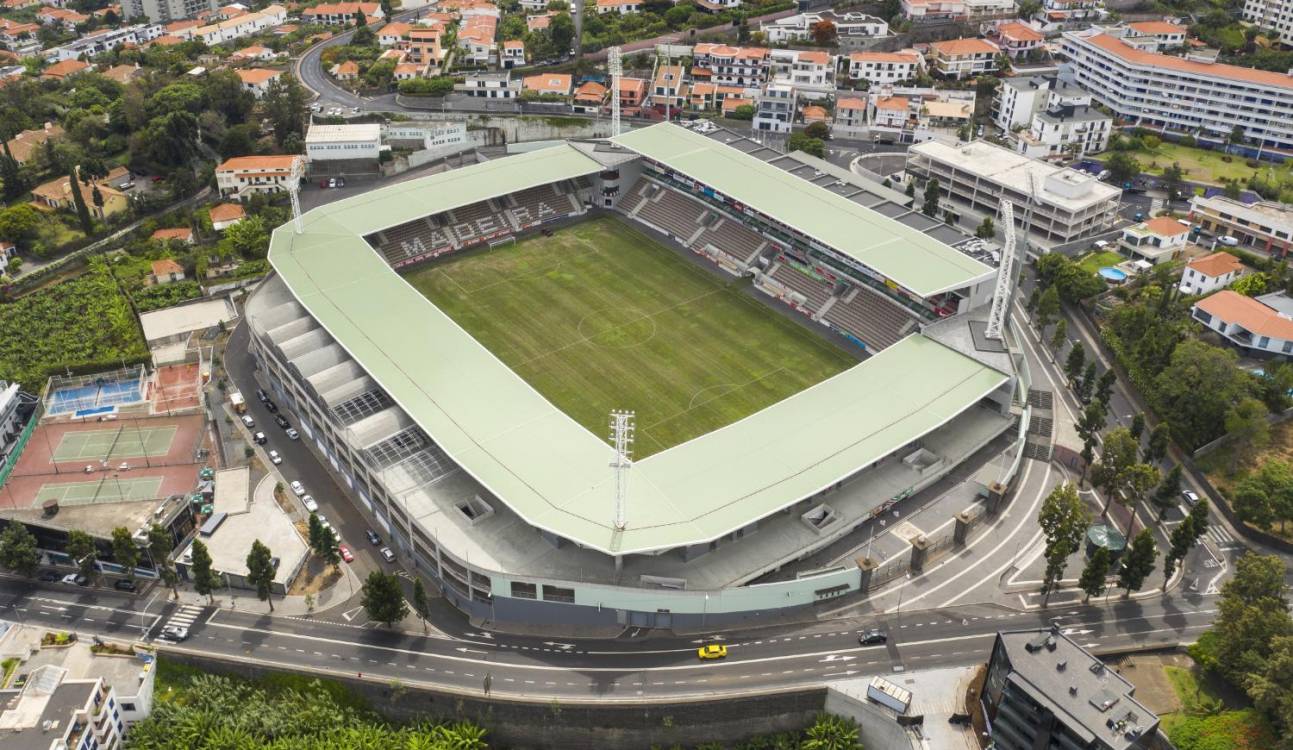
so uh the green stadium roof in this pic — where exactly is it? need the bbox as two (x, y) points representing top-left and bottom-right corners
(611, 123), (995, 298)
(269, 143), (1010, 556)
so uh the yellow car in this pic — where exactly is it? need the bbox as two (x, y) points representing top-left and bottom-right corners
(697, 644), (728, 660)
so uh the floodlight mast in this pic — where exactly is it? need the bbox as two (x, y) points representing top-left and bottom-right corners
(609, 46), (623, 138)
(608, 409), (635, 531)
(288, 156), (306, 235)
(984, 201), (1017, 341)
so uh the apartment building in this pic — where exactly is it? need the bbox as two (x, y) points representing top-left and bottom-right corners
(834, 96), (867, 137)
(993, 75), (1050, 131)
(1060, 30), (1293, 151)
(768, 48), (834, 99)
(906, 139), (1121, 242)
(692, 43), (769, 88)
(454, 71), (520, 98)
(928, 37), (1001, 79)
(846, 50), (923, 85)
(1189, 194), (1293, 257)
(986, 20), (1044, 58)
(1244, 0), (1293, 45)
(301, 2), (383, 25)
(1034, 0), (1104, 30)
(752, 82), (796, 133)
(902, 0), (1015, 21)
(1193, 290), (1293, 357)
(651, 63), (686, 109)
(1180, 251), (1245, 296)
(1120, 216), (1190, 264)
(216, 154), (304, 199)
(175, 4), (286, 45)
(759, 10), (887, 44)
(1010, 82), (1111, 158)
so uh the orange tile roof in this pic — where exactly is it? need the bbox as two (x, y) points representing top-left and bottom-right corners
(381, 21), (414, 36)
(165, 19), (201, 31)
(931, 38), (999, 56)
(721, 97), (752, 113)
(333, 60), (359, 74)
(523, 73), (571, 94)
(574, 81), (606, 101)
(503, 39), (524, 49)
(41, 59), (89, 79)
(801, 105), (828, 122)
(217, 155), (301, 172)
(874, 95), (909, 110)
(996, 22), (1043, 43)
(209, 203), (245, 223)
(1144, 216), (1190, 236)
(1128, 21), (1184, 35)
(836, 97), (865, 110)
(236, 68), (282, 84)
(150, 231), (192, 245)
(1187, 251), (1243, 278)
(849, 51), (920, 64)
(795, 50), (829, 65)
(1084, 33), (1293, 90)
(151, 259), (186, 277)
(151, 34), (185, 46)
(1195, 290), (1293, 339)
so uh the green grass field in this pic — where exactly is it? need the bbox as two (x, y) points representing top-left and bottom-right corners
(404, 216), (857, 456)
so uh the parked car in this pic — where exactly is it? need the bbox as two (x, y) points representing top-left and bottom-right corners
(365, 529), (381, 546)
(290, 480), (305, 496)
(62, 573), (88, 586)
(256, 388), (269, 402)
(335, 177), (346, 188)
(319, 179), (329, 189)
(1218, 235), (1240, 247)
(114, 579), (138, 592)
(274, 415), (290, 429)
(268, 450), (282, 465)
(1182, 489), (1200, 505)
(264, 400), (278, 413)
(338, 544), (354, 563)
(302, 495), (318, 513)
(380, 547), (396, 563)
(241, 414), (255, 428)
(328, 178), (337, 188)
(286, 428), (300, 440)
(253, 431), (268, 445)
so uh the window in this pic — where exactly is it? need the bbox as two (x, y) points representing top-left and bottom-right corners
(1260, 336), (1271, 348)
(541, 584), (575, 603)
(121, 702), (136, 712)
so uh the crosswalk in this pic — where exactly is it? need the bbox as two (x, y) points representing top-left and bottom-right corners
(1205, 524), (1240, 550)
(160, 604), (204, 633)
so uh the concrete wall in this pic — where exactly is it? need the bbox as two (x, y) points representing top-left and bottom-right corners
(825, 688), (919, 750)
(392, 110), (615, 143)
(161, 650), (825, 749)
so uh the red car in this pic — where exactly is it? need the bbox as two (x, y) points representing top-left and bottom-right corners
(337, 544), (354, 563)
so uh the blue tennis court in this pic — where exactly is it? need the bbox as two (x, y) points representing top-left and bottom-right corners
(47, 377), (145, 416)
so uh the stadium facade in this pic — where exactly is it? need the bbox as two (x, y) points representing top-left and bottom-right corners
(247, 123), (1032, 627)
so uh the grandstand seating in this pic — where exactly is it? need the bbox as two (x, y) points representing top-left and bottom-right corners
(635, 184), (709, 243)
(693, 218), (766, 263)
(509, 183), (577, 228)
(371, 219), (459, 267)
(768, 263), (833, 312)
(823, 285), (914, 351)
(616, 179), (653, 216)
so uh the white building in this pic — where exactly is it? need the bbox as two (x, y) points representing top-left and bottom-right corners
(1120, 215), (1190, 264)
(1034, 0), (1104, 31)
(692, 43), (770, 88)
(1190, 194), (1293, 257)
(235, 67), (282, 98)
(927, 37), (1001, 79)
(768, 48), (834, 100)
(454, 71), (520, 98)
(0, 380), (32, 479)
(123, 0), (214, 23)
(306, 123), (383, 162)
(176, 4), (287, 45)
(993, 75), (1050, 131)
(1012, 84), (1111, 159)
(1245, 0), (1293, 46)
(901, 0), (1015, 21)
(216, 154), (304, 200)
(752, 82), (796, 133)
(906, 139), (1121, 243)
(45, 23), (163, 61)
(834, 96), (867, 138)
(1060, 29), (1293, 152)
(384, 122), (469, 155)
(846, 50), (923, 84)
(301, 1), (383, 26)
(1180, 251), (1245, 296)
(759, 11), (887, 44)
(0, 664), (140, 750)
(1193, 290), (1293, 357)
(1123, 20), (1188, 51)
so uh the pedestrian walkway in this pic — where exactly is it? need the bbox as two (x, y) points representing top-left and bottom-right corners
(161, 604), (204, 633)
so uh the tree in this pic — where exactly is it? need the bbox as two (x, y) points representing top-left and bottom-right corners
(262, 73), (308, 148)
(191, 539), (219, 604)
(1035, 285), (1060, 332)
(1146, 422), (1171, 464)
(353, 24), (376, 46)
(361, 570), (409, 627)
(307, 512), (328, 556)
(1246, 634), (1293, 739)
(67, 166), (94, 233)
(804, 121), (830, 140)
(802, 713), (861, 750)
(1105, 151), (1141, 184)
(922, 178), (940, 217)
(1076, 400), (1107, 486)
(1116, 528), (1157, 596)
(1128, 413), (1145, 442)
(1094, 369), (1117, 408)
(0, 522), (41, 577)
(1161, 161), (1185, 200)
(1152, 464), (1183, 517)
(1162, 499), (1208, 590)
(1208, 554), (1290, 683)
(412, 577), (430, 634)
(810, 19), (837, 45)
(147, 523), (179, 598)
(1039, 483), (1089, 602)
(1078, 361), (1097, 402)
(1049, 319), (1068, 352)
(1065, 342), (1086, 382)
(1153, 340), (1252, 450)
(353, 8), (367, 26)
(0, 152), (28, 203)
(976, 216), (995, 239)
(728, 104), (755, 121)
(0, 204), (41, 251)
(110, 526), (139, 580)
(1226, 397), (1271, 464)
(66, 530), (98, 582)
(787, 133), (825, 158)
(1079, 546), (1111, 603)
(245, 539), (276, 611)
(549, 12), (574, 54)
(1233, 271), (1270, 297)
(1091, 427), (1143, 516)
(220, 215), (269, 258)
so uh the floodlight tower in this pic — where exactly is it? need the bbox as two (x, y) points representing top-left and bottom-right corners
(608, 409), (635, 531)
(288, 156), (306, 235)
(608, 46), (623, 137)
(984, 201), (1017, 341)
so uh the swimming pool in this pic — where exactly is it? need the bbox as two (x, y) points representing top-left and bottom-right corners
(1099, 267), (1128, 282)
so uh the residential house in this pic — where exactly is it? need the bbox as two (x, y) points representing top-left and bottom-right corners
(927, 37), (1000, 79)
(1124, 19), (1187, 50)
(102, 63), (144, 83)
(692, 43), (770, 87)
(870, 95), (912, 130)
(1013, 84), (1111, 159)
(721, 96), (753, 116)
(215, 154), (304, 199)
(572, 80), (606, 113)
(40, 59), (91, 80)
(902, 0), (1016, 21)
(986, 20), (1043, 58)
(5, 122), (63, 166)
(502, 38), (524, 68)
(31, 169), (129, 218)
(801, 104), (828, 124)
(231, 43), (274, 61)
(0, 20), (41, 53)
(596, 0), (641, 12)
(457, 14), (498, 65)
(1193, 290), (1293, 357)
(752, 82), (796, 133)
(686, 81), (743, 111)
(181, 4), (286, 45)
(330, 60), (359, 80)
(768, 48), (834, 100)
(523, 72), (572, 98)
(405, 27), (445, 67)
(209, 202), (245, 231)
(651, 64), (686, 110)
(618, 76), (647, 115)
(379, 21), (415, 45)
(760, 11), (887, 45)
(834, 96), (867, 137)
(150, 229), (194, 246)
(1120, 215), (1190, 264)
(526, 12), (552, 31)
(1189, 194), (1293, 257)
(37, 6), (89, 29)
(235, 67), (282, 97)
(149, 258), (188, 286)
(519, 0), (546, 8)
(454, 71), (520, 98)
(301, 2), (383, 25)
(1034, 0), (1104, 31)
(394, 61), (425, 79)
(1180, 251), (1244, 296)
(846, 50), (923, 84)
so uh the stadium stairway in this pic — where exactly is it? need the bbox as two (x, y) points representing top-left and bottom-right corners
(636, 183), (708, 245)
(769, 263), (833, 313)
(822, 285), (915, 351)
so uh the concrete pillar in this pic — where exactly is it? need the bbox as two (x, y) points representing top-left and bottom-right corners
(856, 556), (878, 592)
(953, 510), (973, 546)
(909, 534), (930, 574)
(986, 481), (1009, 515)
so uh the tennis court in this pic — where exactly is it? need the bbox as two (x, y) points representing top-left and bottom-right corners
(33, 476), (164, 506)
(51, 425), (177, 462)
(45, 369), (147, 416)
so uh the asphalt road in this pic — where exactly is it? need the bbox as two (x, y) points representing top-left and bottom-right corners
(0, 577), (1220, 701)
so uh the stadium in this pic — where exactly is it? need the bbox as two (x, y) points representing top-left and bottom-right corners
(248, 122), (1030, 627)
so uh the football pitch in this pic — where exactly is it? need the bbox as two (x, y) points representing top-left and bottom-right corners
(403, 215), (857, 456)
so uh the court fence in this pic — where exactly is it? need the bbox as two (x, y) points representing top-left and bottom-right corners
(43, 365), (149, 417)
